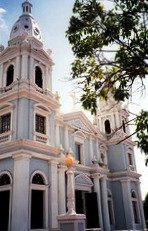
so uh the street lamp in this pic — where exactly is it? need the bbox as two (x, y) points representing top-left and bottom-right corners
(65, 151), (76, 215)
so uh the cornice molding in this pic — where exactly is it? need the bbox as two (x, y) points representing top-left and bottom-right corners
(0, 87), (60, 111)
(0, 139), (60, 157)
(108, 170), (141, 180)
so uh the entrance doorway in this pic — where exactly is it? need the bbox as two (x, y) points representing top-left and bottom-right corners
(0, 190), (10, 231)
(75, 190), (99, 229)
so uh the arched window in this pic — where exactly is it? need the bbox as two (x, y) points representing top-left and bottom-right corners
(6, 65), (14, 86)
(105, 120), (111, 134)
(32, 173), (45, 185)
(35, 66), (43, 88)
(0, 173), (11, 186)
(107, 190), (115, 225)
(0, 173), (11, 231)
(31, 172), (47, 229)
(131, 190), (140, 224)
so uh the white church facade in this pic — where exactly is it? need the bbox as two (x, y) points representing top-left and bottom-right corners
(0, 1), (147, 231)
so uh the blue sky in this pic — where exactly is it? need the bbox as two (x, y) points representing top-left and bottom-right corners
(0, 0), (147, 199)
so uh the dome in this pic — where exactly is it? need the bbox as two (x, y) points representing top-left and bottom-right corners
(9, 1), (42, 43)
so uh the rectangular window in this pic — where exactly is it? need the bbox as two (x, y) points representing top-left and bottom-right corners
(0, 113), (11, 134)
(75, 143), (82, 163)
(35, 114), (46, 134)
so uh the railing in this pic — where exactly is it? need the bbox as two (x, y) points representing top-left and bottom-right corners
(35, 134), (47, 143)
(86, 228), (101, 231)
(0, 133), (10, 143)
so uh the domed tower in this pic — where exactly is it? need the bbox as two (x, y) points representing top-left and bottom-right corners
(9, 0), (42, 46)
(0, 0), (60, 142)
(0, 0), (53, 92)
(0, 2), (60, 231)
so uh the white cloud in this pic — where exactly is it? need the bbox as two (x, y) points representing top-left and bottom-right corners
(0, 8), (7, 30)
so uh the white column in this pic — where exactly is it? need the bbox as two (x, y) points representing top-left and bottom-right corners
(0, 64), (3, 87)
(56, 123), (60, 147)
(15, 56), (20, 80)
(100, 176), (111, 231)
(96, 138), (100, 160)
(64, 126), (69, 151)
(121, 179), (135, 229)
(89, 137), (93, 161)
(92, 174), (104, 230)
(115, 112), (120, 128)
(45, 66), (48, 90)
(137, 181), (147, 230)
(29, 56), (34, 82)
(21, 53), (28, 79)
(99, 117), (102, 132)
(66, 167), (76, 215)
(49, 160), (58, 228)
(11, 153), (31, 231)
(48, 67), (52, 91)
(58, 165), (67, 214)
(111, 114), (115, 130)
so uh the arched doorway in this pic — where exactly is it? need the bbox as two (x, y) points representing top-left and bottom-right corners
(0, 172), (12, 231)
(75, 174), (99, 229)
(30, 172), (47, 229)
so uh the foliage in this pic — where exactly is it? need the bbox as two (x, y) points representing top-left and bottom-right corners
(136, 110), (148, 165)
(144, 193), (148, 227)
(66, 0), (148, 164)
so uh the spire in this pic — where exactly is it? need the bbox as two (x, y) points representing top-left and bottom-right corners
(22, 0), (32, 14)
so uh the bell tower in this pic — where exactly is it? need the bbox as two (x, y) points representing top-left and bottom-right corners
(0, 0), (59, 143)
(95, 94), (136, 172)
(96, 93), (130, 139)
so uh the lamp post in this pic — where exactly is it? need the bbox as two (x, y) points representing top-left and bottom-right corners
(57, 150), (86, 231)
(65, 151), (76, 215)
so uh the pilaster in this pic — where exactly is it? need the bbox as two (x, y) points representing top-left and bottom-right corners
(49, 160), (58, 228)
(89, 137), (93, 161)
(92, 173), (103, 231)
(121, 179), (135, 230)
(11, 153), (31, 231)
(100, 176), (111, 231)
(0, 64), (3, 87)
(21, 52), (28, 79)
(56, 123), (60, 147)
(29, 56), (34, 81)
(58, 164), (67, 215)
(137, 181), (147, 230)
(16, 56), (20, 80)
(64, 126), (69, 151)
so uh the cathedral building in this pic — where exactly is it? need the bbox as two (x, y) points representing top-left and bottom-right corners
(0, 1), (146, 231)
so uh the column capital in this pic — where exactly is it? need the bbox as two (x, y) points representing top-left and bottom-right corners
(58, 164), (67, 172)
(48, 159), (58, 166)
(101, 174), (108, 180)
(91, 173), (102, 179)
(120, 178), (130, 183)
(12, 153), (32, 160)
